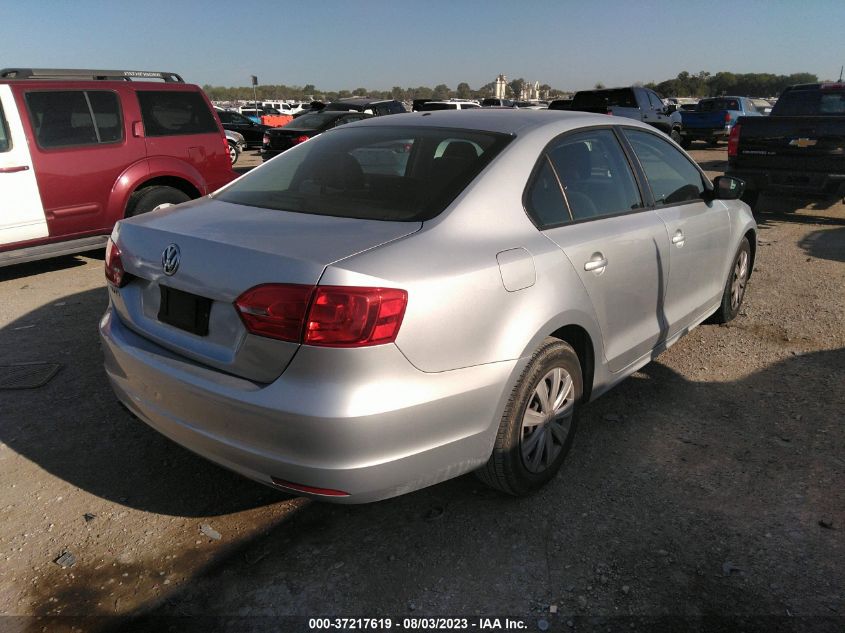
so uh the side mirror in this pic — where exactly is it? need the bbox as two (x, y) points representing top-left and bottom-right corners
(665, 104), (677, 114)
(712, 175), (746, 200)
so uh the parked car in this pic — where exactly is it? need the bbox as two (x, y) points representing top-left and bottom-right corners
(412, 98), (434, 111)
(216, 108), (271, 148)
(548, 98), (573, 111)
(481, 98), (515, 107)
(261, 111), (371, 160)
(727, 82), (845, 207)
(225, 129), (245, 165)
(418, 101), (480, 111)
(100, 110), (756, 503)
(570, 86), (671, 133)
(0, 67), (235, 267)
(674, 96), (763, 148)
(322, 98), (407, 116)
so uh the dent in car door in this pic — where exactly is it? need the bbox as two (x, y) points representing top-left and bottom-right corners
(0, 85), (48, 246)
(623, 128), (731, 336)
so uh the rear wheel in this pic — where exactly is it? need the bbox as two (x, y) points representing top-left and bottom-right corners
(128, 186), (191, 217)
(670, 128), (683, 145)
(680, 137), (692, 149)
(477, 337), (582, 496)
(710, 237), (751, 324)
(228, 141), (240, 165)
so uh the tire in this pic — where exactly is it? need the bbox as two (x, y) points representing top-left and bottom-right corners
(708, 138), (720, 147)
(477, 337), (582, 496)
(680, 137), (692, 149)
(128, 186), (191, 217)
(228, 141), (240, 166)
(670, 128), (683, 145)
(710, 237), (751, 324)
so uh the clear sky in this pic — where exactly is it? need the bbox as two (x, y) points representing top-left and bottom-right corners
(1, 0), (841, 92)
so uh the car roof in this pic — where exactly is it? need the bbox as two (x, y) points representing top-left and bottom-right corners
(344, 108), (638, 136)
(332, 97), (397, 106)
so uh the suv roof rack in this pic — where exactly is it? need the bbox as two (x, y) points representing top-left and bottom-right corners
(0, 68), (185, 83)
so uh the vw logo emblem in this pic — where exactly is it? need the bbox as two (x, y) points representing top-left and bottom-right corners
(161, 244), (181, 276)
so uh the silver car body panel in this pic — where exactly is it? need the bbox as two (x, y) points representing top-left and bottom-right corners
(101, 110), (757, 501)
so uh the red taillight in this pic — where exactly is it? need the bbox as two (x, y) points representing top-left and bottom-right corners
(104, 239), (127, 287)
(270, 477), (350, 497)
(725, 112), (732, 123)
(234, 284), (407, 347)
(234, 284), (314, 342)
(222, 134), (230, 155)
(292, 135), (310, 145)
(728, 123), (741, 157)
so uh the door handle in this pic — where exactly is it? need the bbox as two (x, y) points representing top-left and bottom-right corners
(0, 165), (29, 173)
(671, 230), (685, 247)
(584, 253), (608, 272)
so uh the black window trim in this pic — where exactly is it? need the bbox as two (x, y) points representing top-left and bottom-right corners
(522, 124), (651, 230)
(616, 125), (714, 211)
(24, 88), (124, 150)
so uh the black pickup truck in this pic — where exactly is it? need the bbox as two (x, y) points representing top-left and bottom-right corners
(726, 83), (845, 207)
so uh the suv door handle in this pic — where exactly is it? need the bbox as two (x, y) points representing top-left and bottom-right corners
(671, 230), (685, 247)
(0, 165), (29, 173)
(584, 253), (608, 272)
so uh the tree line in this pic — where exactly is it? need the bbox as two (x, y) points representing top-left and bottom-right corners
(202, 70), (820, 103)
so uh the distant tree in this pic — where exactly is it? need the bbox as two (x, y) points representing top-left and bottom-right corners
(412, 86), (433, 99)
(391, 86), (404, 100)
(456, 82), (472, 99)
(338, 90), (352, 99)
(594, 82), (605, 90)
(433, 83), (451, 99)
(352, 87), (368, 97)
(509, 78), (525, 98)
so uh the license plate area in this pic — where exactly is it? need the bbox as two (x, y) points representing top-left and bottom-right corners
(158, 286), (211, 336)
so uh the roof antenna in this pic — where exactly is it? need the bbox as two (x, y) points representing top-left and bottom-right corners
(839, 66), (844, 82)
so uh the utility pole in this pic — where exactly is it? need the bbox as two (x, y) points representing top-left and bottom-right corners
(251, 75), (259, 118)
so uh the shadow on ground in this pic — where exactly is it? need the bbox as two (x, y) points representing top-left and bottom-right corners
(0, 287), (285, 517)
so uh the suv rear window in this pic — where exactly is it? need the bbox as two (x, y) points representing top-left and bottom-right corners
(137, 91), (217, 136)
(572, 89), (637, 109)
(26, 90), (122, 148)
(698, 98), (740, 111)
(773, 89), (845, 116)
(217, 126), (512, 221)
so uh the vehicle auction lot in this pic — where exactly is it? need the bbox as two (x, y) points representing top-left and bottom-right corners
(0, 147), (842, 631)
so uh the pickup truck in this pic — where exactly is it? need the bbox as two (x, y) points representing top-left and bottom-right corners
(569, 86), (671, 133)
(726, 83), (845, 207)
(673, 96), (762, 148)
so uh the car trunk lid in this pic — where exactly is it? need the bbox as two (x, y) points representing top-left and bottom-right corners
(111, 197), (421, 382)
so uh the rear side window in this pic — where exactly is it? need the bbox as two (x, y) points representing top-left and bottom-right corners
(26, 90), (122, 148)
(217, 126), (512, 221)
(623, 129), (706, 205)
(0, 102), (9, 152)
(525, 158), (568, 226)
(137, 91), (217, 136)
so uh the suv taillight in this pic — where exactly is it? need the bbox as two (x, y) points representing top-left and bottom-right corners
(725, 112), (732, 123)
(235, 284), (407, 347)
(105, 239), (127, 287)
(292, 135), (310, 145)
(728, 123), (741, 158)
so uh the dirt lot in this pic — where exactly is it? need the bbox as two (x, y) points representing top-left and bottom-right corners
(0, 147), (842, 633)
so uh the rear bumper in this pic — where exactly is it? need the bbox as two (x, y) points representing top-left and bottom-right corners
(680, 126), (730, 140)
(726, 165), (845, 196)
(99, 308), (519, 503)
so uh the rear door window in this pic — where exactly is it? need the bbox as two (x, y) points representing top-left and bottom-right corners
(26, 90), (122, 148)
(623, 128), (706, 205)
(137, 91), (217, 136)
(544, 129), (643, 221)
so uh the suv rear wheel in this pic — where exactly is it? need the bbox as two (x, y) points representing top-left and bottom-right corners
(128, 186), (191, 216)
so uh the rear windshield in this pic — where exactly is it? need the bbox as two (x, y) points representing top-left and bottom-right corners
(697, 98), (740, 111)
(284, 112), (345, 130)
(773, 89), (845, 116)
(137, 91), (218, 136)
(420, 102), (457, 111)
(217, 126), (512, 221)
(572, 89), (637, 109)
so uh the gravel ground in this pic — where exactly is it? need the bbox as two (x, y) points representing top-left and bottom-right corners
(0, 147), (842, 633)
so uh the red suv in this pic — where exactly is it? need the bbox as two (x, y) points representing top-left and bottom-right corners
(0, 68), (236, 266)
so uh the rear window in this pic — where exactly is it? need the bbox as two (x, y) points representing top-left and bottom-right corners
(773, 89), (845, 116)
(217, 126), (512, 221)
(137, 91), (217, 136)
(0, 102), (9, 152)
(697, 98), (740, 111)
(420, 103), (457, 111)
(572, 89), (637, 109)
(26, 90), (122, 148)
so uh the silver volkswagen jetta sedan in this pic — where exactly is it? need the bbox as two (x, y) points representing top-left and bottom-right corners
(100, 110), (756, 502)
